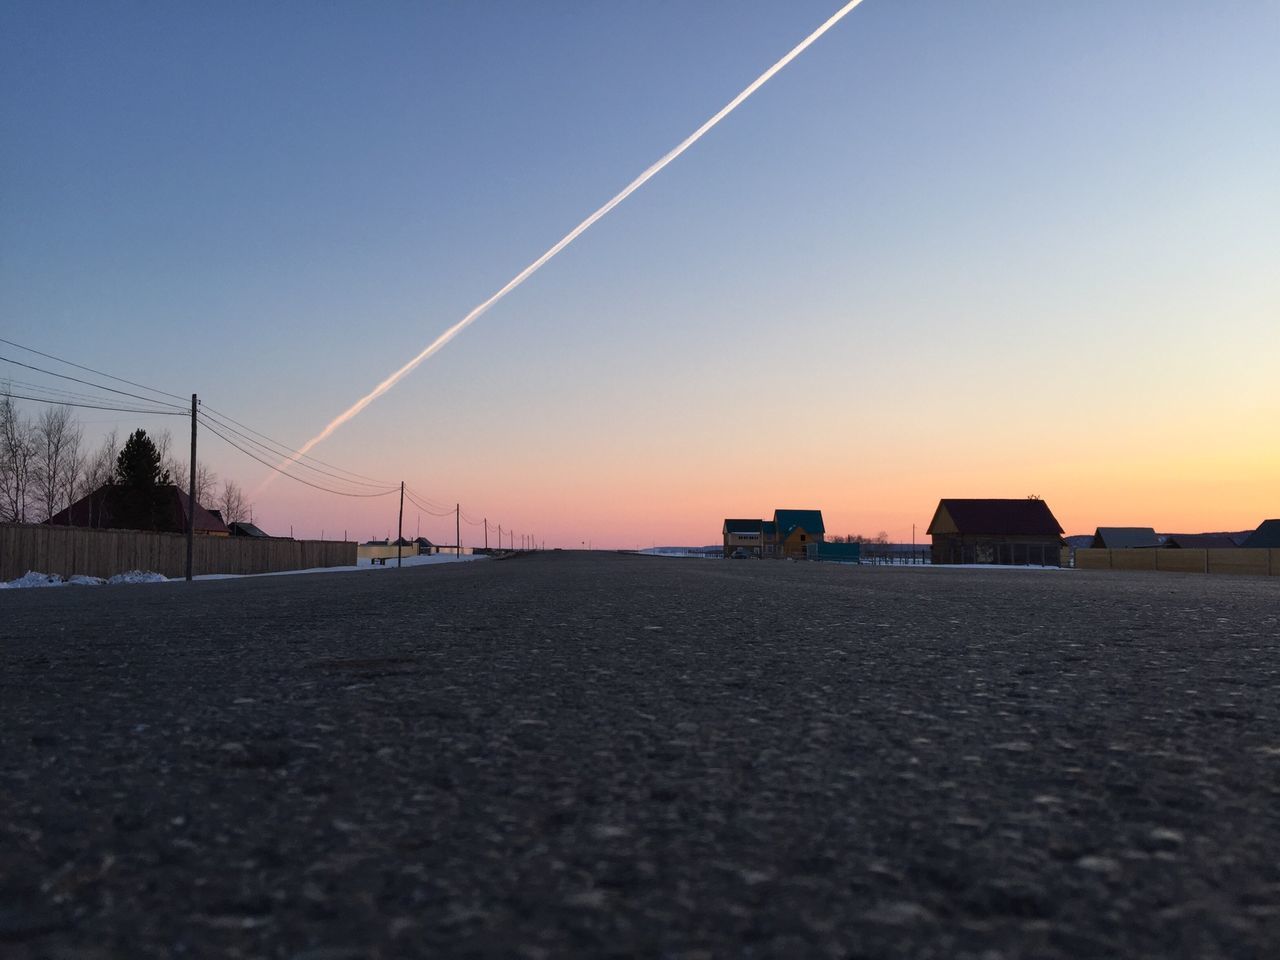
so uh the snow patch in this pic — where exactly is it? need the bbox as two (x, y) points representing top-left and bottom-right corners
(1, 569), (167, 589)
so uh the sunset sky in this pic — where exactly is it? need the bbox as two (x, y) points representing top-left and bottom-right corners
(3, 1), (1277, 547)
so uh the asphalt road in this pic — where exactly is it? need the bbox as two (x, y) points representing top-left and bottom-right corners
(2, 553), (1278, 959)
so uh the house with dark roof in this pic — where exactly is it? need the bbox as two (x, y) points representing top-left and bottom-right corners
(1242, 520), (1280, 549)
(927, 498), (1064, 566)
(1092, 527), (1161, 549)
(47, 484), (229, 536)
(773, 509), (825, 559)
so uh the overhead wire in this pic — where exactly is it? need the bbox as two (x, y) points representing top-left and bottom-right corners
(201, 403), (392, 486)
(199, 417), (399, 498)
(197, 410), (394, 489)
(1, 393), (186, 416)
(0, 335), (190, 404)
(0, 354), (187, 412)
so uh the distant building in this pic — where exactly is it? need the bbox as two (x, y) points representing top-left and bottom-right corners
(774, 509), (825, 559)
(1242, 520), (1280, 549)
(927, 498), (1064, 566)
(1092, 527), (1161, 549)
(722, 510), (825, 559)
(47, 484), (229, 536)
(722, 519), (765, 558)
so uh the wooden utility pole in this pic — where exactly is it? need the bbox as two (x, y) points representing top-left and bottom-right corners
(185, 393), (197, 581)
(397, 482), (405, 568)
(498, 524), (502, 552)
(456, 503), (460, 557)
(484, 518), (488, 550)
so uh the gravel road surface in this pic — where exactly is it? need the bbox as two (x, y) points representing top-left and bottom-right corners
(2, 553), (1278, 958)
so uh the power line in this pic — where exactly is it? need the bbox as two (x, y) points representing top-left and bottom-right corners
(199, 417), (400, 498)
(2, 376), (177, 409)
(0, 336), (189, 403)
(403, 490), (456, 517)
(1, 392), (186, 416)
(197, 410), (394, 489)
(0, 355), (187, 412)
(200, 403), (392, 486)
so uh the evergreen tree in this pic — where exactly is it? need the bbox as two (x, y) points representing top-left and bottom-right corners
(109, 429), (172, 529)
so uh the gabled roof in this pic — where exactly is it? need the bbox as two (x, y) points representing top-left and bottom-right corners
(47, 484), (229, 535)
(1093, 527), (1161, 549)
(928, 499), (1063, 537)
(723, 518), (763, 534)
(774, 509), (824, 537)
(228, 521), (271, 538)
(1242, 520), (1280, 549)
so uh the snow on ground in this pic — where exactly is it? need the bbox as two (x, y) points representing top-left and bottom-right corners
(193, 552), (487, 581)
(0, 570), (168, 589)
(0, 553), (488, 590)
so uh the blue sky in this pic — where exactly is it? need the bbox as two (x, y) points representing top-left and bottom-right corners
(3, 1), (1278, 544)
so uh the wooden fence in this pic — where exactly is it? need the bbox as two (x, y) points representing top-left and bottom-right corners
(0, 523), (356, 581)
(1075, 548), (1279, 577)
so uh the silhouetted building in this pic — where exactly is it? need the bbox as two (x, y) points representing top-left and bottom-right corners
(928, 498), (1064, 566)
(47, 484), (229, 536)
(1242, 520), (1280, 549)
(1092, 527), (1161, 549)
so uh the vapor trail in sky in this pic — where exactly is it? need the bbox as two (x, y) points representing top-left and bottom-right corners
(271, 0), (867, 481)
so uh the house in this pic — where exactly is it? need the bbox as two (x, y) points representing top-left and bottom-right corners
(723, 519), (765, 558)
(927, 498), (1064, 566)
(47, 484), (230, 536)
(1092, 527), (1161, 549)
(773, 509), (825, 559)
(413, 536), (435, 555)
(1242, 520), (1280, 549)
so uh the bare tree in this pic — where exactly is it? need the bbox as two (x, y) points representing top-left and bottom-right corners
(217, 479), (249, 524)
(0, 392), (37, 522)
(61, 425), (83, 513)
(81, 430), (120, 496)
(194, 464), (218, 506)
(32, 405), (82, 521)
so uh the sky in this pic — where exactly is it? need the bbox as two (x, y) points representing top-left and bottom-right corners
(2, 0), (1277, 547)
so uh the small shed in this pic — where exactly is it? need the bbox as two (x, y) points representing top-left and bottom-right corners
(928, 498), (1064, 566)
(1092, 527), (1161, 549)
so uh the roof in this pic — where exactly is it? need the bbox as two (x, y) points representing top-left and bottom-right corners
(1093, 527), (1161, 549)
(762, 520), (776, 536)
(928, 499), (1063, 537)
(47, 484), (229, 535)
(723, 518), (763, 534)
(1162, 533), (1240, 549)
(773, 509), (825, 537)
(1242, 520), (1280, 549)
(228, 521), (271, 538)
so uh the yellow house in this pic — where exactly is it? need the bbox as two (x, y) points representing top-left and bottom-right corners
(773, 509), (825, 559)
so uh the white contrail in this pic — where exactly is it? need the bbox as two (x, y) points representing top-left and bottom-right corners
(270, 0), (867, 482)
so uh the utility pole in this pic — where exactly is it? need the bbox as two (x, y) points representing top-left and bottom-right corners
(498, 524), (502, 552)
(185, 393), (197, 581)
(397, 482), (405, 568)
(456, 503), (460, 558)
(484, 518), (488, 551)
